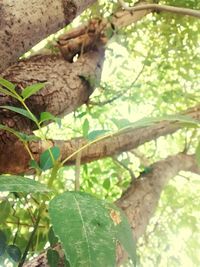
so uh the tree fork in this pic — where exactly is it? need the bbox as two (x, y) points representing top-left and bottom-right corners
(0, 0), (97, 72)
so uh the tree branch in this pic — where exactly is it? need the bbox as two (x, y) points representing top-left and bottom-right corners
(116, 153), (200, 264)
(1, 105), (200, 174)
(0, 0), (97, 72)
(118, 0), (200, 19)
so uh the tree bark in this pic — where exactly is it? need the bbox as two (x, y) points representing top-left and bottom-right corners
(116, 153), (200, 264)
(0, 5), (151, 133)
(1, 104), (199, 174)
(1, 49), (104, 127)
(0, 5), (154, 175)
(0, 0), (97, 72)
(23, 153), (199, 266)
(118, 0), (200, 19)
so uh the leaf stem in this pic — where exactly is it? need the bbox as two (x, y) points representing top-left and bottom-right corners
(75, 152), (82, 191)
(48, 163), (60, 188)
(18, 213), (41, 267)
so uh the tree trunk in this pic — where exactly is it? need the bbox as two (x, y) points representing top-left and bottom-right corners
(0, 0), (97, 72)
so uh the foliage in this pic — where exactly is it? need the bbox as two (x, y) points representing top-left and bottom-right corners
(0, 0), (200, 266)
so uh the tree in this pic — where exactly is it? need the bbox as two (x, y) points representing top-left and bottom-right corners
(0, 0), (200, 266)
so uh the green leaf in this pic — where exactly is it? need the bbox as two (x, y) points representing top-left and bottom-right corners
(39, 112), (61, 127)
(195, 142), (200, 167)
(39, 147), (60, 171)
(64, 257), (71, 267)
(0, 175), (49, 192)
(0, 230), (7, 256)
(112, 118), (132, 129)
(6, 245), (21, 262)
(21, 83), (45, 100)
(29, 160), (41, 171)
(48, 227), (58, 247)
(112, 115), (199, 133)
(18, 133), (40, 142)
(110, 205), (137, 266)
(47, 249), (59, 267)
(82, 118), (89, 137)
(76, 112), (87, 119)
(103, 178), (111, 190)
(0, 78), (16, 92)
(0, 200), (11, 224)
(162, 114), (200, 126)
(0, 87), (17, 99)
(87, 130), (109, 141)
(0, 124), (37, 143)
(0, 106), (37, 123)
(49, 191), (116, 267)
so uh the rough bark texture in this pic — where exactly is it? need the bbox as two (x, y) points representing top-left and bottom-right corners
(1, 105), (199, 174)
(0, 5), (152, 134)
(116, 153), (200, 264)
(23, 153), (200, 266)
(1, 49), (104, 122)
(0, 5), (154, 174)
(0, 0), (97, 72)
(0, 47), (105, 174)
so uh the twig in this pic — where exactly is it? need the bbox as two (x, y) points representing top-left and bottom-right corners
(112, 156), (136, 182)
(183, 128), (197, 153)
(90, 59), (146, 106)
(131, 149), (151, 166)
(118, 0), (200, 19)
(75, 152), (82, 191)
(6, 221), (45, 228)
(18, 214), (41, 267)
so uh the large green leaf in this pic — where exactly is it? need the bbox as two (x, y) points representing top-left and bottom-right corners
(21, 83), (45, 100)
(0, 106), (37, 123)
(0, 175), (49, 192)
(49, 191), (116, 267)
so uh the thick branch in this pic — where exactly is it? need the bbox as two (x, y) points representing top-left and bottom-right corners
(116, 153), (200, 263)
(0, 48), (104, 131)
(1, 105), (200, 174)
(0, 0), (97, 72)
(118, 0), (200, 19)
